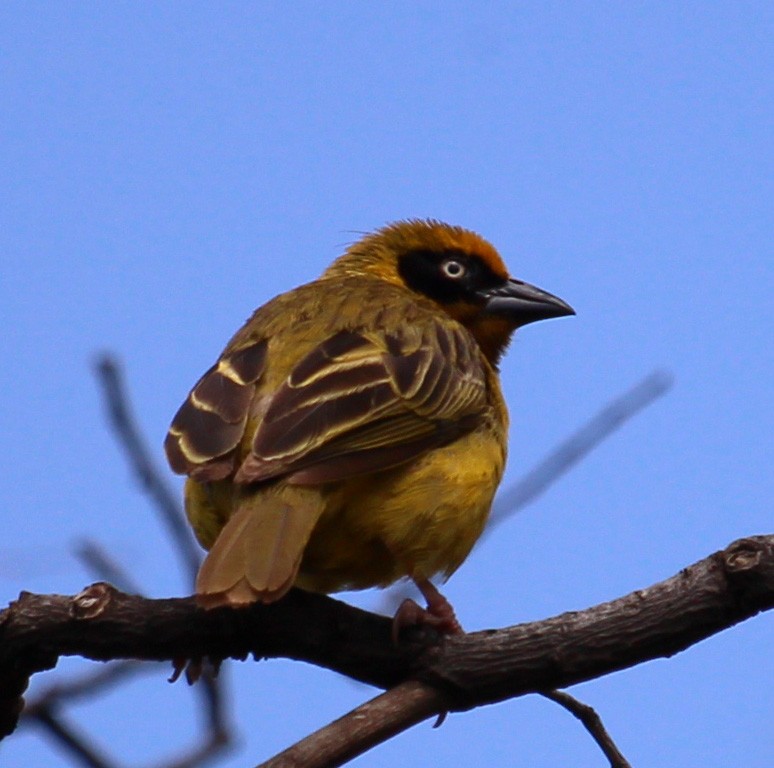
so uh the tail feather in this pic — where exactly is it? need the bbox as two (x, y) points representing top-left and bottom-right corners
(195, 490), (323, 608)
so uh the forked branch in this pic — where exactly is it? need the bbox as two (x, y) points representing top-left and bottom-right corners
(1, 535), (772, 766)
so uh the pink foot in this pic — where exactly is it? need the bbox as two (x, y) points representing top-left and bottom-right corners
(392, 579), (463, 642)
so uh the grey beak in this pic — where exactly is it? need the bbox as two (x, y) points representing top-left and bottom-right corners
(483, 278), (575, 326)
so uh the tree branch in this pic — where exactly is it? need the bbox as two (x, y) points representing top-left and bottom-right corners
(259, 685), (636, 768)
(86, 355), (231, 768)
(257, 681), (447, 768)
(251, 534), (773, 767)
(540, 690), (632, 768)
(1, 534), (771, 759)
(489, 369), (672, 528)
(86, 358), (672, 767)
(94, 354), (201, 583)
(27, 707), (120, 768)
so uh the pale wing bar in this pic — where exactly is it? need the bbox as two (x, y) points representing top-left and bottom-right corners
(165, 339), (268, 480)
(236, 323), (488, 485)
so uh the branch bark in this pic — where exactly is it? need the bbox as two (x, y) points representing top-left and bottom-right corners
(2, 535), (772, 759)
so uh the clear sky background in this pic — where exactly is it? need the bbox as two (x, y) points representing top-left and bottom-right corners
(1, 4), (771, 767)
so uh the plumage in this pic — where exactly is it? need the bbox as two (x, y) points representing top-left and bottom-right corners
(165, 219), (573, 629)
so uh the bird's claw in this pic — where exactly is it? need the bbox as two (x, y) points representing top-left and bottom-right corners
(391, 588), (464, 643)
(169, 656), (221, 685)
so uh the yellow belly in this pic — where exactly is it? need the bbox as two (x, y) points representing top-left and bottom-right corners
(296, 426), (506, 593)
(185, 422), (506, 596)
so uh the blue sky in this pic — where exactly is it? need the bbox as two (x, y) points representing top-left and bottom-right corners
(1, 4), (771, 767)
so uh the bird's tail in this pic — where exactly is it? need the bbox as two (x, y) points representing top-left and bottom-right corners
(194, 487), (324, 609)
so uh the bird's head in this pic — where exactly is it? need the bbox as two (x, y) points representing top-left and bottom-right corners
(325, 219), (574, 365)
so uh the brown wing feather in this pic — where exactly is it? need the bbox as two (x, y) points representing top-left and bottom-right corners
(234, 322), (488, 485)
(164, 339), (267, 481)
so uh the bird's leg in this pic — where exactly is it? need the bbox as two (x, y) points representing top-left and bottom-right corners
(414, 578), (464, 634)
(392, 577), (464, 642)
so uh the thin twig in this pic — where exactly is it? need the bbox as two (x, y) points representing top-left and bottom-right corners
(541, 690), (633, 768)
(489, 370), (673, 528)
(21, 663), (153, 768)
(29, 707), (119, 768)
(148, 726), (231, 768)
(94, 354), (201, 583)
(196, 664), (229, 751)
(16, 355), (233, 768)
(29, 697), (230, 768)
(93, 354), (232, 763)
(23, 661), (151, 712)
(380, 370), (673, 615)
(74, 539), (144, 595)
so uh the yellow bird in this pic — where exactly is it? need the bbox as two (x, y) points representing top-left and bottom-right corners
(165, 220), (573, 633)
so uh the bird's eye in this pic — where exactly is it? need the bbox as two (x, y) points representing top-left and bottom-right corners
(441, 259), (466, 279)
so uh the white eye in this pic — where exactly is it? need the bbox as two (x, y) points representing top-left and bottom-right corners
(441, 259), (466, 279)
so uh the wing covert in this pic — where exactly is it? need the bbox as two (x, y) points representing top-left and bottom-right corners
(234, 322), (488, 485)
(165, 339), (267, 480)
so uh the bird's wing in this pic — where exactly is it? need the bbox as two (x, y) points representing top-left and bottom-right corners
(235, 321), (489, 485)
(165, 319), (489, 486)
(165, 338), (268, 481)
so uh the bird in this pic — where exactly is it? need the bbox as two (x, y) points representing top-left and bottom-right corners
(164, 219), (574, 635)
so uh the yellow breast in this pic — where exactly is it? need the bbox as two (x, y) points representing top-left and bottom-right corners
(296, 417), (506, 593)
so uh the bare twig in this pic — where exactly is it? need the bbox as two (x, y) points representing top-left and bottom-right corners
(2, 536), (771, 765)
(27, 689), (229, 768)
(196, 663), (230, 754)
(259, 685), (635, 768)
(1, 360), (751, 768)
(380, 370), (673, 616)
(154, 731), (231, 768)
(93, 354), (231, 767)
(19, 651), (151, 768)
(75, 540), (144, 596)
(489, 370), (673, 528)
(94, 354), (201, 583)
(24, 661), (150, 711)
(28, 707), (119, 768)
(541, 690), (632, 768)
(14, 357), (231, 768)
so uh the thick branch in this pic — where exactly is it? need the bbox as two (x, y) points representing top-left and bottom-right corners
(1, 535), (772, 743)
